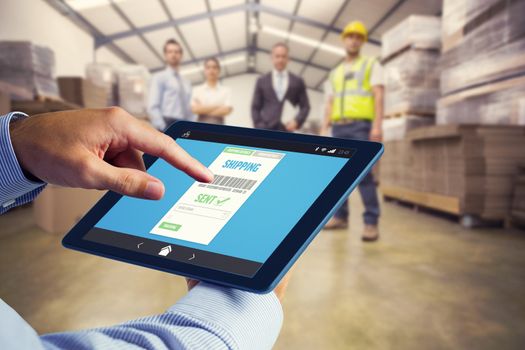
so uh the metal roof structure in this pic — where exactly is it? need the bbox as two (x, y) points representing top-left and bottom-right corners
(45, 0), (441, 91)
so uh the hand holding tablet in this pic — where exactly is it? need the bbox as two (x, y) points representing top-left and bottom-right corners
(63, 121), (383, 293)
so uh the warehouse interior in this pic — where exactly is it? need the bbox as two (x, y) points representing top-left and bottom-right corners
(0, 0), (524, 349)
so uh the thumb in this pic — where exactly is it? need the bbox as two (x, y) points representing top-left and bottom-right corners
(88, 157), (165, 200)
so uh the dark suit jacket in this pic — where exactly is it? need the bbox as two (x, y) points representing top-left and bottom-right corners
(251, 72), (310, 131)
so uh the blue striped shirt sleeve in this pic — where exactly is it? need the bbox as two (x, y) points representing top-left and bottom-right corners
(0, 282), (282, 350)
(0, 112), (46, 214)
(0, 112), (283, 349)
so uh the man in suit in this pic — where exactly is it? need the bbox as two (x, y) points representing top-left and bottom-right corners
(251, 42), (310, 132)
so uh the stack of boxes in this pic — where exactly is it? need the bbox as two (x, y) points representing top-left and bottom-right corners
(437, 0), (525, 125)
(380, 4), (525, 224)
(381, 15), (441, 141)
(0, 41), (60, 100)
(86, 62), (118, 107)
(117, 65), (150, 118)
(511, 164), (525, 227)
(0, 91), (10, 115)
(58, 77), (109, 108)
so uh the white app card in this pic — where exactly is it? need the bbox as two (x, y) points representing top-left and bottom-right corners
(150, 147), (285, 245)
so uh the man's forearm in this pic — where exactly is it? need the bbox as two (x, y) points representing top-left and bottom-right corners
(295, 86), (310, 128)
(192, 104), (220, 115)
(295, 104), (310, 128)
(193, 104), (232, 118)
(251, 106), (264, 128)
(372, 86), (384, 130)
(321, 99), (333, 134)
(208, 106), (232, 117)
(38, 282), (283, 350)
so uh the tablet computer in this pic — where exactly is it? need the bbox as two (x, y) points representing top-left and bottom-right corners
(63, 121), (383, 293)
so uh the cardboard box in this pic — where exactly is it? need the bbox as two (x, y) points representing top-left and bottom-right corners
(0, 90), (10, 115)
(58, 77), (108, 108)
(440, 0), (525, 94)
(33, 185), (105, 234)
(381, 15), (441, 62)
(511, 164), (525, 226)
(383, 115), (434, 141)
(117, 65), (150, 117)
(86, 63), (118, 106)
(383, 49), (440, 116)
(437, 76), (525, 126)
(380, 125), (525, 220)
(0, 41), (59, 99)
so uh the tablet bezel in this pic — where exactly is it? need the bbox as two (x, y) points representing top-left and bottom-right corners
(63, 121), (383, 293)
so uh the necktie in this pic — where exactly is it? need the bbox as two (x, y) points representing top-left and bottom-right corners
(277, 72), (284, 101)
(174, 73), (189, 118)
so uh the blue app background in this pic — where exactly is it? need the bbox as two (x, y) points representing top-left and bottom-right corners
(95, 139), (347, 263)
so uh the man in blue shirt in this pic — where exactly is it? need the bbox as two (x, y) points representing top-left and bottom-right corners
(148, 39), (196, 130)
(0, 108), (288, 349)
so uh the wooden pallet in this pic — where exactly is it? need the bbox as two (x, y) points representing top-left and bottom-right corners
(384, 110), (435, 119)
(11, 99), (81, 115)
(381, 44), (440, 65)
(34, 94), (63, 102)
(381, 184), (460, 215)
(380, 184), (504, 228)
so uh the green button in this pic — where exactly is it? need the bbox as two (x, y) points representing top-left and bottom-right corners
(224, 147), (253, 155)
(159, 222), (181, 231)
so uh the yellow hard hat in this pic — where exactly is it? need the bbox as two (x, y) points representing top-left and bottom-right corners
(341, 21), (368, 41)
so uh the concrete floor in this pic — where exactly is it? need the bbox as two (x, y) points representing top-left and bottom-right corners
(1, 196), (524, 349)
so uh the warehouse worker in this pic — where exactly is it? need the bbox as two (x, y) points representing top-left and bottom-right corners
(0, 108), (289, 349)
(148, 39), (195, 130)
(321, 21), (384, 242)
(251, 42), (310, 131)
(191, 57), (233, 124)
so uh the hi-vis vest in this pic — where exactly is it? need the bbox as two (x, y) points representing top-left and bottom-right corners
(330, 56), (376, 121)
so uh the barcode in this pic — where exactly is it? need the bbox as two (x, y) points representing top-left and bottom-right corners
(211, 175), (257, 190)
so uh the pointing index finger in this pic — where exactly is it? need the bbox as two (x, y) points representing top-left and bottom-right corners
(124, 119), (213, 183)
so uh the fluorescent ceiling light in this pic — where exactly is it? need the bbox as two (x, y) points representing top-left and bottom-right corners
(65, 0), (126, 11)
(180, 55), (246, 76)
(261, 25), (345, 56)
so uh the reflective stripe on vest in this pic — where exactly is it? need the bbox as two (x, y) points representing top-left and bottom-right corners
(330, 56), (375, 121)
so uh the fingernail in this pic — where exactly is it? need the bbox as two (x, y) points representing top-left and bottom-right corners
(204, 168), (214, 182)
(144, 181), (164, 199)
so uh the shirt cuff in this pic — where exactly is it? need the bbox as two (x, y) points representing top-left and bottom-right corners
(0, 112), (46, 210)
(169, 282), (283, 350)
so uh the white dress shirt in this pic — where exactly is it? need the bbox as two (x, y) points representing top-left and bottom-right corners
(272, 69), (289, 101)
(147, 66), (195, 130)
(192, 82), (232, 108)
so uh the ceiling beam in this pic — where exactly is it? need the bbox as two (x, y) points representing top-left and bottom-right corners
(94, 2), (380, 49)
(284, 0), (302, 46)
(257, 3), (380, 46)
(158, 0), (204, 80)
(150, 47), (248, 73)
(248, 0), (260, 73)
(150, 46), (331, 74)
(205, 0), (229, 76)
(367, 0), (407, 35)
(298, 0), (352, 76)
(257, 47), (329, 72)
(245, 0), (254, 72)
(109, 0), (164, 65)
(95, 3), (248, 47)
(44, 0), (135, 63)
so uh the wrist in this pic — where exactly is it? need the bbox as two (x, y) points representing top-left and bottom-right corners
(8, 115), (43, 183)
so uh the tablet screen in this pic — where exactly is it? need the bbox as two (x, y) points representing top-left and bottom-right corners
(84, 129), (354, 277)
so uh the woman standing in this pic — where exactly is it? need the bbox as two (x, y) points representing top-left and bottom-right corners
(191, 57), (233, 124)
